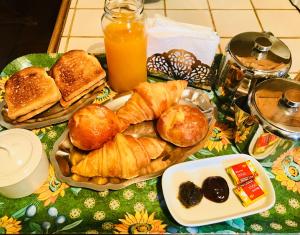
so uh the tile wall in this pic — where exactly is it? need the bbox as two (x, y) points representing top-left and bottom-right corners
(59, 0), (300, 76)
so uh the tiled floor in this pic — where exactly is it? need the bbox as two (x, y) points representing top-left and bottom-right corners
(59, 0), (300, 75)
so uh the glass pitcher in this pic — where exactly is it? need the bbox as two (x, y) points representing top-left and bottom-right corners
(101, 0), (147, 92)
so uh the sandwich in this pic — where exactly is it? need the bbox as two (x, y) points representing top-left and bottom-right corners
(4, 66), (61, 122)
(50, 50), (106, 108)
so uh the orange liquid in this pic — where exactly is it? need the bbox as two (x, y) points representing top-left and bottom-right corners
(104, 19), (147, 92)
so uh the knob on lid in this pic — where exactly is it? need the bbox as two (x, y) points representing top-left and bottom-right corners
(254, 37), (272, 52)
(282, 89), (300, 108)
(228, 32), (291, 76)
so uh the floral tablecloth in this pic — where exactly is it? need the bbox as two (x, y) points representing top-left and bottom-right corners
(0, 54), (299, 234)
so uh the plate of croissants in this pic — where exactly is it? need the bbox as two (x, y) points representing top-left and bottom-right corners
(50, 80), (216, 190)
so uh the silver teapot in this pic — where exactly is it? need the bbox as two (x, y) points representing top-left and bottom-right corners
(214, 32), (292, 107)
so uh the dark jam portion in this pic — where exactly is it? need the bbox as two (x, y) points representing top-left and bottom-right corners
(202, 176), (229, 203)
(178, 181), (203, 208)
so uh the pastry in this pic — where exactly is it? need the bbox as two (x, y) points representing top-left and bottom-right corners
(68, 104), (122, 151)
(117, 93), (155, 126)
(71, 133), (167, 179)
(116, 80), (188, 127)
(157, 104), (208, 147)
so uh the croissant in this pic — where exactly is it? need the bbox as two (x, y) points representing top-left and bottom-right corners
(71, 133), (166, 179)
(116, 80), (188, 126)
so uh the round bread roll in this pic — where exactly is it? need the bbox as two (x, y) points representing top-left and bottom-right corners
(157, 104), (208, 147)
(68, 104), (121, 150)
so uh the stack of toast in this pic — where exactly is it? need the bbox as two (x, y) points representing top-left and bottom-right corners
(4, 50), (106, 122)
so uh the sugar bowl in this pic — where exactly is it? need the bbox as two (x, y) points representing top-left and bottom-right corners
(214, 31), (292, 108)
(0, 129), (49, 198)
(234, 78), (300, 160)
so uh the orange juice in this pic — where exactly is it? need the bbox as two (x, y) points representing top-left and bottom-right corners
(103, 17), (147, 92)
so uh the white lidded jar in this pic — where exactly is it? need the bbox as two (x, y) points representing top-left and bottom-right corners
(0, 129), (49, 198)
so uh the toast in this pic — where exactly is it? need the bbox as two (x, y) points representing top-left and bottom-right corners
(4, 67), (61, 120)
(51, 50), (106, 107)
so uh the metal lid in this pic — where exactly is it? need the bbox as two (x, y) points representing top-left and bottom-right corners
(0, 129), (43, 187)
(250, 78), (300, 140)
(228, 32), (291, 77)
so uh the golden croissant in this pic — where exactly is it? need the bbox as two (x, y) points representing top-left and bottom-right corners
(71, 133), (167, 179)
(116, 80), (188, 126)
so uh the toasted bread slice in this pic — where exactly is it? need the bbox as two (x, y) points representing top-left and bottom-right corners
(4, 67), (61, 120)
(51, 50), (106, 102)
(60, 80), (105, 108)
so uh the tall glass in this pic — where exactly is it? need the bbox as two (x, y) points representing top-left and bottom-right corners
(101, 0), (147, 92)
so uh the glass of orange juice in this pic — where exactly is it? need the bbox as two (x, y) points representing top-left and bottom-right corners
(101, 0), (147, 92)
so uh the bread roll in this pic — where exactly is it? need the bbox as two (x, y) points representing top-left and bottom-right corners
(157, 104), (208, 147)
(68, 104), (121, 150)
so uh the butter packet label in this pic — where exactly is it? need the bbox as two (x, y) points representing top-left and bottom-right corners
(226, 160), (258, 185)
(233, 178), (265, 207)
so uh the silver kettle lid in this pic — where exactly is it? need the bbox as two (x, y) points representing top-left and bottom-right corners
(228, 32), (291, 77)
(250, 78), (300, 140)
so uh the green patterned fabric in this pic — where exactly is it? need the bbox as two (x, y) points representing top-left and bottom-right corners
(0, 54), (299, 234)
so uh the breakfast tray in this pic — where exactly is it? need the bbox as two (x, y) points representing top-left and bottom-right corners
(0, 53), (299, 234)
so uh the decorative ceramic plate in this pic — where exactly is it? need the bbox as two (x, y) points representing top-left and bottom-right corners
(50, 87), (217, 190)
(161, 154), (276, 227)
(0, 53), (113, 130)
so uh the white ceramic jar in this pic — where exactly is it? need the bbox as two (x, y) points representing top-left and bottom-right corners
(0, 129), (49, 198)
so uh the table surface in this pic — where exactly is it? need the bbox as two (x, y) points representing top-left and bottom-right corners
(0, 53), (299, 234)
(58, 0), (300, 78)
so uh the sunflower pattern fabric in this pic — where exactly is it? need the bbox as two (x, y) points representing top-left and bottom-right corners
(0, 54), (299, 234)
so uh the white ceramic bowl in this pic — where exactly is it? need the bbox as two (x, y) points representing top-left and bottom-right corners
(0, 129), (49, 198)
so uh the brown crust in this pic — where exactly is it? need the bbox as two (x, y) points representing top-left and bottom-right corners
(157, 104), (208, 147)
(5, 67), (61, 120)
(51, 50), (106, 101)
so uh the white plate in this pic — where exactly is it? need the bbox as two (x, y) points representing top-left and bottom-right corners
(161, 154), (275, 227)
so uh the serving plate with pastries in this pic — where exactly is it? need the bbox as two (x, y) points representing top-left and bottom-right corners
(0, 50), (108, 129)
(50, 80), (216, 190)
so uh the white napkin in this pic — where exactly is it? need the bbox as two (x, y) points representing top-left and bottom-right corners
(146, 15), (220, 66)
